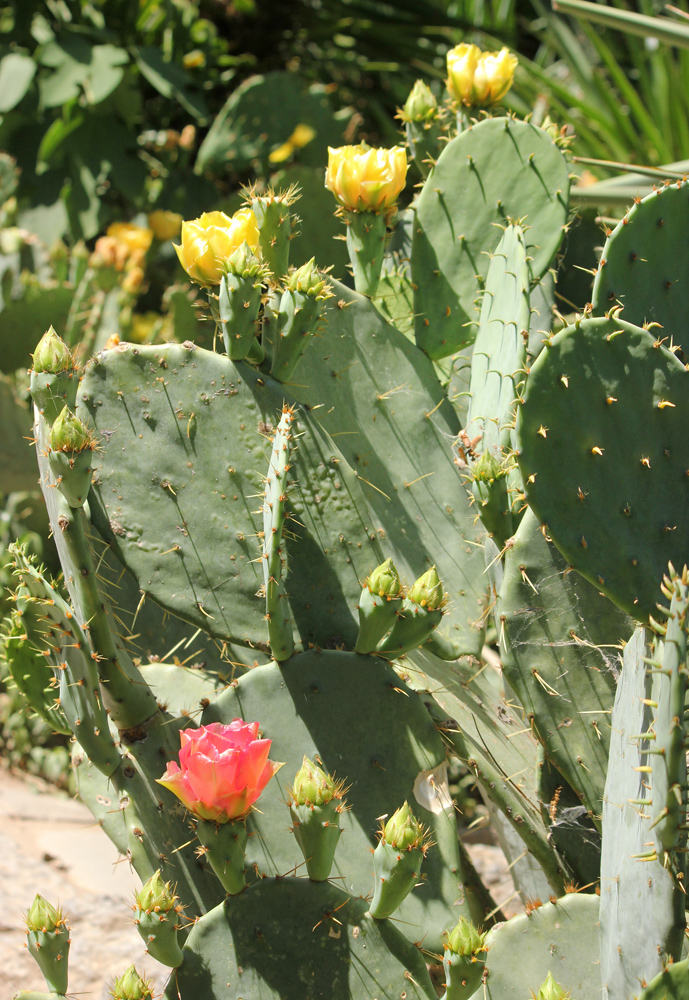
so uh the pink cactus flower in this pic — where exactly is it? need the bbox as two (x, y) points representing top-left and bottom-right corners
(157, 720), (277, 823)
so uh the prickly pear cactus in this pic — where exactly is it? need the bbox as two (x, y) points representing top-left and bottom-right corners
(13, 56), (689, 1000)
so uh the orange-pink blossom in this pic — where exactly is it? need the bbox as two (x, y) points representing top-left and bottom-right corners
(157, 720), (277, 823)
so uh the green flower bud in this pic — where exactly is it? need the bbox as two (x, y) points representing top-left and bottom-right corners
(472, 450), (504, 484)
(110, 965), (154, 1000)
(367, 557), (402, 599)
(49, 407), (92, 453)
(445, 916), (487, 957)
(286, 258), (333, 299)
(402, 80), (438, 123)
(531, 972), (571, 1000)
(383, 801), (425, 850)
(291, 756), (336, 806)
(26, 894), (63, 933)
(408, 566), (444, 610)
(225, 241), (269, 282)
(134, 870), (177, 914)
(32, 327), (73, 374)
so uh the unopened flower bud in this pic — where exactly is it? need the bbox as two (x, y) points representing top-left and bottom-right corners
(367, 558), (402, 599)
(383, 801), (425, 850)
(49, 407), (91, 453)
(286, 258), (332, 299)
(472, 450), (503, 484)
(408, 566), (444, 610)
(26, 894), (63, 933)
(225, 242), (268, 281)
(531, 972), (571, 1000)
(290, 756), (336, 807)
(135, 870), (176, 914)
(402, 80), (438, 123)
(32, 327), (72, 374)
(445, 916), (487, 957)
(110, 965), (154, 1000)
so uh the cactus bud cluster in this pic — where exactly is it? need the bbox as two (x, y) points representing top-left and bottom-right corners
(401, 80), (439, 124)
(408, 565), (444, 610)
(32, 326), (73, 374)
(369, 801), (430, 920)
(367, 557), (403, 599)
(134, 871), (184, 968)
(48, 406), (95, 508)
(286, 257), (333, 300)
(289, 756), (347, 881)
(110, 965), (155, 1000)
(30, 327), (79, 423)
(25, 894), (70, 996)
(49, 407), (92, 454)
(443, 916), (488, 1000)
(381, 801), (426, 850)
(531, 972), (571, 1000)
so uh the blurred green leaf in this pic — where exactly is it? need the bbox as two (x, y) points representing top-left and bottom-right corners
(0, 53), (36, 112)
(135, 45), (208, 121)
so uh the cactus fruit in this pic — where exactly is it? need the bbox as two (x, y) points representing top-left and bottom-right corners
(29, 327), (79, 423)
(369, 802), (429, 919)
(133, 871), (184, 968)
(531, 971), (572, 1000)
(355, 557), (404, 654)
(109, 966), (154, 1000)
(288, 756), (346, 880)
(377, 566), (445, 658)
(442, 917), (488, 1000)
(270, 258), (332, 382)
(400, 80), (444, 179)
(25, 895), (70, 996)
(47, 407), (94, 508)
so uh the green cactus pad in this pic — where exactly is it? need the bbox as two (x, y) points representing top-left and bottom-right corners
(599, 626), (686, 1000)
(467, 894), (600, 999)
(412, 117), (570, 360)
(166, 879), (436, 999)
(465, 224), (530, 460)
(516, 316), (689, 622)
(497, 507), (631, 821)
(650, 570), (689, 859)
(200, 649), (472, 948)
(414, 645), (568, 896)
(292, 279), (487, 657)
(638, 958), (689, 1000)
(78, 341), (381, 651)
(591, 179), (689, 356)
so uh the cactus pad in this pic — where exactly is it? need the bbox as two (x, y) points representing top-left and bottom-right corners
(592, 179), (689, 356)
(412, 117), (570, 360)
(517, 316), (689, 621)
(167, 879), (436, 999)
(79, 342), (381, 651)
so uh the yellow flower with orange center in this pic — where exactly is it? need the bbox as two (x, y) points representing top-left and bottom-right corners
(446, 44), (518, 107)
(325, 144), (408, 214)
(174, 209), (260, 286)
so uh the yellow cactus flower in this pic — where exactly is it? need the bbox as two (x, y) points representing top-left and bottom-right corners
(325, 144), (408, 214)
(106, 221), (154, 256)
(174, 208), (260, 287)
(148, 210), (183, 242)
(269, 123), (317, 164)
(446, 43), (518, 107)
